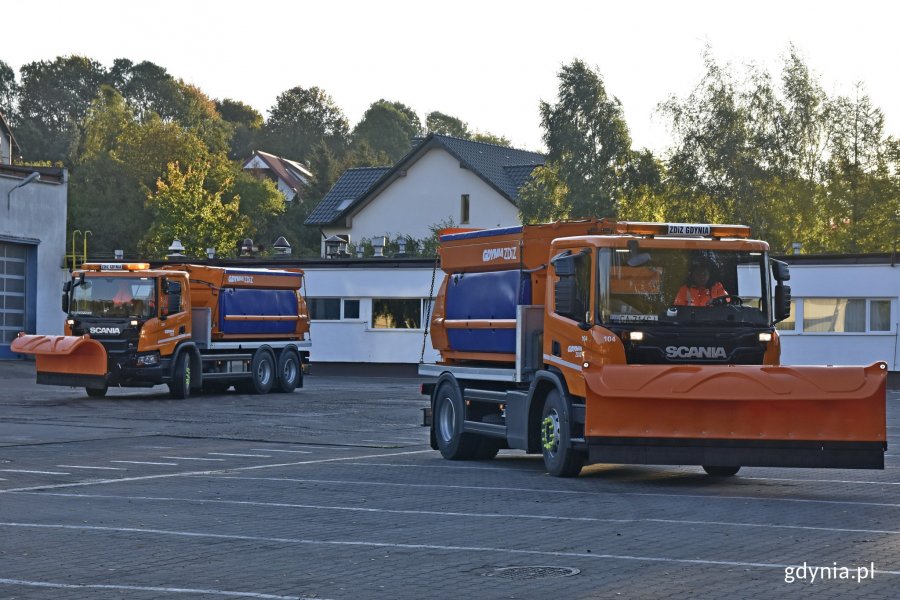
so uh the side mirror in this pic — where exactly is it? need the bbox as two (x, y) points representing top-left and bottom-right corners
(63, 280), (72, 293)
(774, 283), (792, 323)
(161, 278), (170, 294)
(771, 259), (791, 282)
(626, 239), (652, 267)
(61, 293), (69, 314)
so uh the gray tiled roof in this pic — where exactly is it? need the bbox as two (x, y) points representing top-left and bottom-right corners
(433, 135), (544, 201)
(305, 167), (391, 225)
(305, 134), (545, 226)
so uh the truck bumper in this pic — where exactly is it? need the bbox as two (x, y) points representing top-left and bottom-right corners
(586, 437), (885, 469)
(583, 362), (888, 470)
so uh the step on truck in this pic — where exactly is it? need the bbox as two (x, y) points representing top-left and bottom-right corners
(12, 262), (311, 398)
(419, 219), (887, 477)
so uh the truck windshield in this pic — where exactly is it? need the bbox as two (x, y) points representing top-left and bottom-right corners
(70, 277), (156, 319)
(599, 248), (769, 327)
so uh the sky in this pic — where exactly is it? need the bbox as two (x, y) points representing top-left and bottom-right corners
(5, 0), (900, 155)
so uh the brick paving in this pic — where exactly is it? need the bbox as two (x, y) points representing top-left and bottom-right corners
(0, 360), (897, 599)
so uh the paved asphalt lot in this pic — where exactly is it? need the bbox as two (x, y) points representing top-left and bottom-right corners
(0, 361), (898, 600)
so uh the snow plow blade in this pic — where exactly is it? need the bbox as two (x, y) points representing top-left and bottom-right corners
(11, 333), (108, 388)
(583, 362), (888, 469)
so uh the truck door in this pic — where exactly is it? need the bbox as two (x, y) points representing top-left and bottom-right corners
(158, 275), (191, 357)
(545, 247), (594, 397)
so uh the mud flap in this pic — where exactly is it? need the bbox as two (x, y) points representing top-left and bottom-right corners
(583, 362), (888, 469)
(11, 333), (108, 388)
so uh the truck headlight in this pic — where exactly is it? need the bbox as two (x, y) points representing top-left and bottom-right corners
(758, 332), (773, 342)
(136, 352), (160, 366)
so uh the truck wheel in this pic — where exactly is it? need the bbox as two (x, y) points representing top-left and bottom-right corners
(85, 385), (108, 398)
(274, 349), (300, 393)
(540, 389), (585, 477)
(168, 352), (192, 399)
(703, 465), (741, 477)
(238, 348), (275, 394)
(433, 381), (480, 460)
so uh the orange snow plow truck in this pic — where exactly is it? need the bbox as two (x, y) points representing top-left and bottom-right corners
(12, 262), (310, 399)
(419, 220), (887, 477)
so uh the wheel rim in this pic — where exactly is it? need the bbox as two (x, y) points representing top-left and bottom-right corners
(258, 359), (272, 386)
(438, 396), (456, 443)
(184, 356), (191, 388)
(282, 358), (297, 384)
(541, 409), (561, 457)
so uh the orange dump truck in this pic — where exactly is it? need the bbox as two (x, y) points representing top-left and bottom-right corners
(419, 220), (887, 477)
(12, 262), (310, 399)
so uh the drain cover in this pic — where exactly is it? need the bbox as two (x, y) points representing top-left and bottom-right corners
(486, 566), (580, 580)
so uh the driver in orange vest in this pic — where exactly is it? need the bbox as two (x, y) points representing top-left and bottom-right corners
(675, 258), (728, 306)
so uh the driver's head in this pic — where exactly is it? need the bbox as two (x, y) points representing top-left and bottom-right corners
(688, 258), (712, 286)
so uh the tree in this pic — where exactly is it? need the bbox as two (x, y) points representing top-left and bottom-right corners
(426, 111), (470, 138)
(16, 55), (109, 161)
(540, 60), (634, 219)
(216, 98), (263, 159)
(143, 161), (248, 258)
(517, 164), (570, 224)
(352, 99), (421, 162)
(471, 131), (511, 147)
(0, 59), (17, 121)
(264, 86), (349, 161)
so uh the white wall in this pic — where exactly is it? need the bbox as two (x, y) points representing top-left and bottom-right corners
(778, 262), (900, 370)
(303, 266), (440, 364)
(0, 172), (68, 357)
(323, 148), (521, 246)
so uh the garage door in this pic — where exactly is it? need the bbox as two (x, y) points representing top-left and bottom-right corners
(0, 242), (27, 349)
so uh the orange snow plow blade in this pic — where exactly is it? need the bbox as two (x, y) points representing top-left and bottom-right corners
(583, 362), (888, 469)
(11, 333), (108, 387)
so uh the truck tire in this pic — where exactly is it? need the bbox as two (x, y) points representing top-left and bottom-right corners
(238, 348), (275, 394)
(433, 380), (481, 460)
(702, 465), (741, 477)
(274, 349), (300, 393)
(540, 389), (585, 477)
(168, 352), (192, 399)
(85, 385), (108, 398)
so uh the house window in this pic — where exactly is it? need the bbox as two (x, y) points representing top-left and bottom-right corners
(460, 194), (470, 224)
(343, 299), (360, 319)
(870, 300), (891, 331)
(775, 300), (797, 331)
(372, 298), (422, 329)
(801, 298), (892, 333)
(309, 298), (341, 320)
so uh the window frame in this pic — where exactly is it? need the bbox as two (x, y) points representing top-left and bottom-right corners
(778, 297), (896, 335)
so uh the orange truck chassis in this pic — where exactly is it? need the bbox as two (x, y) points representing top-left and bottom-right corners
(419, 220), (887, 477)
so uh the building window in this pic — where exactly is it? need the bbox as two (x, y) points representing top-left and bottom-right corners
(802, 298), (891, 333)
(775, 300), (797, 331)
(372, 298), (422, 329)
(343, 299), (360, 319)
(460, 194), (470, 224)
(870, 300), (892, 331)
(309, 298), (341, 320)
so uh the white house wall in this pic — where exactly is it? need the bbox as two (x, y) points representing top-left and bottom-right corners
(0, 173), (68, 358)
(324, 148), (521, 246)
(778, 262), (899, 370)
(301, 260), (899, 371)
(303, 266), (440, 364)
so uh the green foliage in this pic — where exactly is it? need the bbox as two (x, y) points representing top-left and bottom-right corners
(264, 86), (349, 161)
(143, 161), (248, 258)
(471, 131), (511, 147)
(352, 99), (422, 162)
(540, 59), (634, 219)
(0, 59), (16, 120)
(426, 111), (470, 138)
(16, 55), (108, 162)
(216, 98), (263, 159)
(517, 164), (570, 223)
